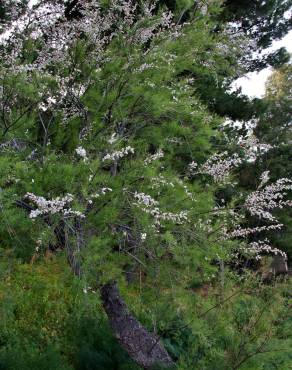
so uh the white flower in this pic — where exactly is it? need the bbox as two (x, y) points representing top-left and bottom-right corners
(102, 146), (134, 162)
(190, 152), (242, 183)
(258, 171), (270, 189)
(245, 178), (292, 222)
(75, 146), (88, 161)
(108, 133), (118, 144)
(238, 239), (287, 260)
(25, 192), (84, 219)
(144, 149), (164, 165)
(188, 161), (198, 174)
(87, 188), (112, 204)
(47, 96), (57, 104)
(133, 192), (159, 207)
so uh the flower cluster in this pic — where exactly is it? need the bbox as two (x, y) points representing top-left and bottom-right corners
(247, 239), (287, 260)
(108, 133), (118, 145)
(132, 191), (188, 226)
(87, 188), (113, 204)
(134, 63), (154, 73)
(198, 152), (242, 183)
(258, 170), (270, 189)
(188, 161), (198, 174)
(144, 149), (164, 165)
(38, 96), (57, 112)
(25, 192), (84, 219)
(141, 207), (188, 226)
(224, 223), (283, 239)
(102, 146), (134, 162)
(133, 192), (159, 207)
(1, 0), (177, 74)
(239, 134), (273, 162)
(75, 146), (88, 161)
(244, 178), (292, 222)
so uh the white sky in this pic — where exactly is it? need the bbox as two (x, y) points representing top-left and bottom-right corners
(28, 0), (38, 6)
(232, 30), (292, 98)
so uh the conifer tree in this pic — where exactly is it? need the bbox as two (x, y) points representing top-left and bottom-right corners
(0, 1), (291, 368)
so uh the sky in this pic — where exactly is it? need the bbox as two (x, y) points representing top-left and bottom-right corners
(232, 30), (292, 98)
(28, 0), (38, 6)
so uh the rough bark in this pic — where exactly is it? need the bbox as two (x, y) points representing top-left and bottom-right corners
(101, 282), (174, 369)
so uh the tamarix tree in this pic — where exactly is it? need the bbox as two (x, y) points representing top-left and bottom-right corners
(0, 1), (291, 369)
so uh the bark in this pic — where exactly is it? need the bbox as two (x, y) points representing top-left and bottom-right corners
(101, 282), (174, 369)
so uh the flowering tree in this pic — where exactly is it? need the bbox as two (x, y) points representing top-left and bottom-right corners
(0, 1), (291, 368)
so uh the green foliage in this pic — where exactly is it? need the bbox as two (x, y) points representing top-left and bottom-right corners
(0, 259), (140, 370)
(0, 258), (291, 370)
(0, 1), (292, 369)
(219, 0), (292, 50)
(255, 63), (292, 259)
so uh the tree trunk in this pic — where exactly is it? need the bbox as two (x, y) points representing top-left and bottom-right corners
(64, 222), (174, 369)
(101, 282), (174, 369)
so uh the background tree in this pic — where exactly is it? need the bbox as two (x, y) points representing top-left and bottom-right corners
(219, 0), (292, 70)
(254, 62), (292, 259)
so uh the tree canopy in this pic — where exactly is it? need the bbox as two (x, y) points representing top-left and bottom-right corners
(0, 1), (291, 369)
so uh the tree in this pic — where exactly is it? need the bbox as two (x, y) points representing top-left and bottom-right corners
(0, 1), (291, 369)
(252, 63), (292, 258)
(258, 62), (292, 145)
(219, 0), (292, 71)
(220, 0), (292, 49)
